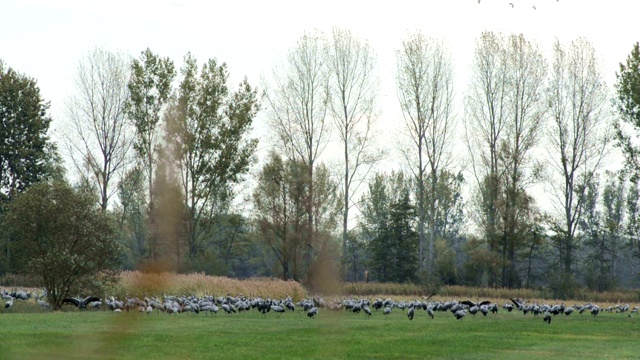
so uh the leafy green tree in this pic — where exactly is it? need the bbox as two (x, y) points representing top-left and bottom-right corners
(125, 49), (176, 213)
(626, 182), (640, 260)
(344, 230), (368, 282)
(428, 171), (465, 284)
(579, 173), (624, 292)
(147, 153), (188, 269)
(429, 171), (465, 244)
(614, 42), (640, 182)
(434, 238), (457, 285)
(6, 181), (121, 310)
(254, 151), (339, 281)
(253, 152), (307, 280)
(165, 53), (259, 259)
(116, 166), (148, 268)
(209, 213), (254, 276)
(601, 173), (625, 281)
(579, 175), (607, 291)
(361, 173), (392, 281)
(361, 171), (417, 282)
(0, 60), (58, 201)
(387, 191), (419, 283)
(0, 60), (61, 274)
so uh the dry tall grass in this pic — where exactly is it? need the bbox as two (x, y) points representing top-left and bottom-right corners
(114, 271), (307, 301)
(339, 282), (640, 303)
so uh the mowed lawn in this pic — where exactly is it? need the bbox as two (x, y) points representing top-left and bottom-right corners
(1, 307), (639, 360)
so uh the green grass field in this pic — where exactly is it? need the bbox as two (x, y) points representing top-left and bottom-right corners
(1, 306), (640, 360)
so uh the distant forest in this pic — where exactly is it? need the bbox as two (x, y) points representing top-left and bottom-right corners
(2, 30), (640, 298)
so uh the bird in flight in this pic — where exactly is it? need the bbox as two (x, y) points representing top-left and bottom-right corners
(532, 5), (537, 9)
(509, 2), (514, 7)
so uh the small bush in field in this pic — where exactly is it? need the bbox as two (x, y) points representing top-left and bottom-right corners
(6, 181), (121, 310)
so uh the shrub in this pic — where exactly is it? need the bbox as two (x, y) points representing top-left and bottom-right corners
(6, 181), (121, 310)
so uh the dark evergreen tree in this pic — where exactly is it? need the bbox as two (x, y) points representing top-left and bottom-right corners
(387, 191), (418, 283)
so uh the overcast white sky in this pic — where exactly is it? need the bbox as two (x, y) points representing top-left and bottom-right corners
(2, 0), (639, 210)
(3, 0), (638, 126)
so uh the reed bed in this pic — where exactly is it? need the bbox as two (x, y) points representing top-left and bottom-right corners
(115, 271), (308, 301)
(339, 282), (640, 303)
(3, 270), (640, 305)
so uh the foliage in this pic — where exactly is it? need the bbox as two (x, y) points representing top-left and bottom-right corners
(253, 152), (308, 281)
(5, 181), (121, 309)
(115, 166), (148, 268)
(125, 48), (176, 208)
(265, 30), (331, 276)
(434, 238), (458, 285)
(614, 42), (640, 182)
(253, 152), (339, 282)
(188, 212), (260, 278)
(147, 155), (188, 270)
(428, 171), (465, 242)
(362, 171), (418, 283)
(461, 235), (501, 286)
(0, 273), (43, 287)
(0, 60), (59, 201)
(579, 172), (626, 292)
(165, 53), (259, 258)
(626, 182), (640, 261)
(343, 230), (368, 282)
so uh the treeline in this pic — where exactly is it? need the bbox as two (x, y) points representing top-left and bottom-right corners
(2, 30), (640, 298)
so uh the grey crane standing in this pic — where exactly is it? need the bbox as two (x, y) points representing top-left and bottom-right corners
(4, 297), (14, 310)
(307, 307), (318, 318)
(407, 306), (415, 320)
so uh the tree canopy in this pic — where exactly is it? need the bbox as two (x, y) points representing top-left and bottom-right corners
(0, 60), (58, 202)
(6, 181), (121, 309)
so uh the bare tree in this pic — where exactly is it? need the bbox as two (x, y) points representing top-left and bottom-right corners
(465, 32), (510, 286)
(265, 30), (331, 274)
(546, 37), (611, 280)
(396, 32), (456, 278)
(464, 32), (547, 287)
(497, 34), (547, 287)
(327, 27), (383, 279)
(65, 47), (132, 211)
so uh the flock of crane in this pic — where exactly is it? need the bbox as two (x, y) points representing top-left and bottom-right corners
(1, 288), (637, 324)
